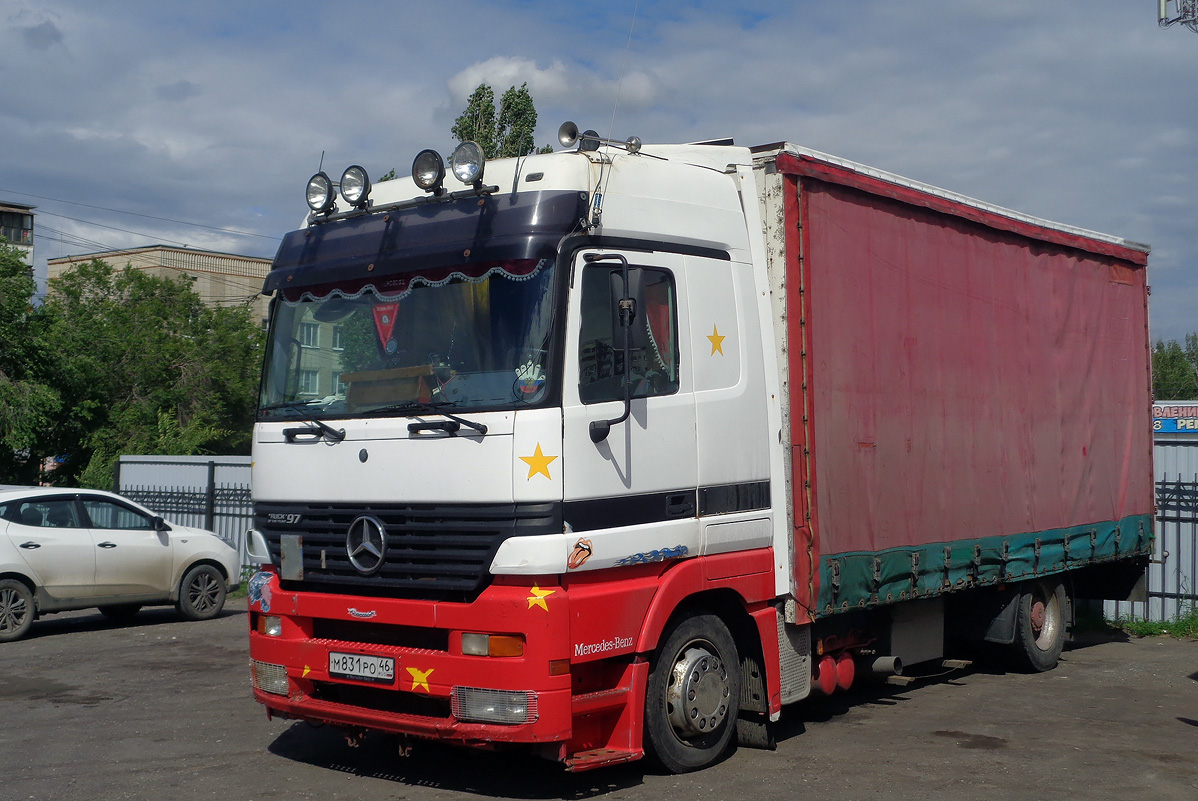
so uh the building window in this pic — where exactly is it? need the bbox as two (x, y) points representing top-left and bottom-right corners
(332, 372), (348, 396)
(298, 369), (320, 395)
(299, 322), (320, 348)
(332, 325), (344, 350)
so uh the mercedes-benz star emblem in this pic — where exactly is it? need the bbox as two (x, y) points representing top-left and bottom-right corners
(346, 515), (387, 576)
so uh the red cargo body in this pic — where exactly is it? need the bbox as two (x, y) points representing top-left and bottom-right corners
(775, 153), (1154, 618)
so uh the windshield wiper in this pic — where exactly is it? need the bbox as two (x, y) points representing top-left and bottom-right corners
(261, 400), (346, 443)
(373, 401), (488, 437)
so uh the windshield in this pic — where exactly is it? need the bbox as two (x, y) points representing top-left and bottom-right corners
(258, 258), (557, 419)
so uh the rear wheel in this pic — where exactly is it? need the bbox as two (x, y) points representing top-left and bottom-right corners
(1014, 579), (1067, 672)
(644, 612), (740, 773)
(0, 579), (35, 642)
(176, 564), (227, 621)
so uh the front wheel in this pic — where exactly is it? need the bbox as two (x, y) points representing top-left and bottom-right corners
(644, 612), (741, 773)
(176, 564), (227, 621)
(1013, 579), (1067, 672)
(0, 579), (36, 642)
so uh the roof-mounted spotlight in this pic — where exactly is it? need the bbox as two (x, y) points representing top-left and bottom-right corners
(306, 172), (336, 214)
(339, 165), (371, 209)
(412, 149), (446, 195)
(450, 141), (485, 187)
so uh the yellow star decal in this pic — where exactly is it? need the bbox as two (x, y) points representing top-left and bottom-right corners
(708, 324), (726, 355)
(302, 665), (311, 678)
(527, 585), (555, 611)
(407, 666), (434, 692)
(519, 443), (558, 480)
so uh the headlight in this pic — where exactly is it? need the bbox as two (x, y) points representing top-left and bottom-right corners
(461, 633), (524, 657)
(412, 149), (445, 194)
(339, 165), (371, 208)
(306, 172), (335, 213)
(450, 141), (485, 185)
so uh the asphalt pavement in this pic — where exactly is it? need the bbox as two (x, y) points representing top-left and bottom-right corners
(1, 598), (1195, 801)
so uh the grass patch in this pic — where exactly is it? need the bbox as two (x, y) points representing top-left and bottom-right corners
(1114, 608), (1198, 638)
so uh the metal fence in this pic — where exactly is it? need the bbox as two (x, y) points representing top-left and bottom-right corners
(1106, 438), (1198, 623)
(114, 456), (254, 576)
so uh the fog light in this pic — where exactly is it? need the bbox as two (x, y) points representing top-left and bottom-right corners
(461, 633), (524, 657)
(251, 660), (289, 696)
(451, 687), (538, 724)
(257, 615), (282, 637)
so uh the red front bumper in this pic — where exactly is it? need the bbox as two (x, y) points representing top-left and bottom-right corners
(247, 571), (575, 747)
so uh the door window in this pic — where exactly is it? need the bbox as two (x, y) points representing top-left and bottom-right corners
(579, 266), (679, 403)
(82, 498), (154, 530)
(8, 499), (82, 529)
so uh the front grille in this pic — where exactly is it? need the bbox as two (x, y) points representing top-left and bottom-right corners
(256, 501), (562, 601)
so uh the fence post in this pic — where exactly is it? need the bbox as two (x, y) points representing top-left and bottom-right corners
(205, 460), (217, 531)
(112, 457), (122, 495)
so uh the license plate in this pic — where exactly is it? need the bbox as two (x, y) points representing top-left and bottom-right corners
(328, 652), (395, 684)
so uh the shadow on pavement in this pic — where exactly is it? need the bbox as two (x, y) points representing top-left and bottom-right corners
(24, 605), (244, 641)
(268, 722), (648, 798)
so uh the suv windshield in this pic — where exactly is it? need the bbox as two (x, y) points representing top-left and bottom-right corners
(258, 258), (557, 419)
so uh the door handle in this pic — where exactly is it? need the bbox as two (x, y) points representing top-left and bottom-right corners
(19, 541), (41, 549)
(97, 541), (117, 549)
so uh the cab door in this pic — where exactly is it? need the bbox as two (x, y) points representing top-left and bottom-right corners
(560, 250), (699, 570)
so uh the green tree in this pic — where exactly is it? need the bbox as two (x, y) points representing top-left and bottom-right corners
(452, 82), (551, 159)
(451, 83), (498, 158)
(29, 260), (264, 488)
(1152, 334), (1198, 400)
(0, 241), (59, 482)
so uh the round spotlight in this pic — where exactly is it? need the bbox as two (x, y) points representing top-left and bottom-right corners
(450, 141), (485, 185)
(412, 149), (445, 194)
(339, 165), (371, 208)
(306, 172), (335, 213)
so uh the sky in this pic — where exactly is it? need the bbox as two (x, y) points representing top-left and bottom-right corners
(2, 0), (1196, 342)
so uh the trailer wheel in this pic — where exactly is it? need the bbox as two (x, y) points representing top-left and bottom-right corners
(644, 612), (741, 773)
(0, 579), (35, 642)
(1014, 579), (1067, 672)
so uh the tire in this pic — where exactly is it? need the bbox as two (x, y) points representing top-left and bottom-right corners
(1014, 579), (1067, 672)
(0, 579), (36, 643)
(644, 612), (741, 773)
(98, 604), (143, 622)
(176, 564), (227, 621)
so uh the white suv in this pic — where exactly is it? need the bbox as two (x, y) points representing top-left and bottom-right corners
(0, 486), (241, 642)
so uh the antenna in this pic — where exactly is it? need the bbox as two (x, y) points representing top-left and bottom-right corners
(608, 0), (640, 142)
(1160, 0), (1198, 33)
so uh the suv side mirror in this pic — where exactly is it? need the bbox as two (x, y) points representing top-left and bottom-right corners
(152, 516), (171, 532)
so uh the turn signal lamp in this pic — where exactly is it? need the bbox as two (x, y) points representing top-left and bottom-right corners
(461, 632), (524, 657)
(257, 615), (282, 637)
(450, 141), (485, 186)
(339, 165), (371, 208)
(306, 172), (336, 213)
(412, 149), (445, 194)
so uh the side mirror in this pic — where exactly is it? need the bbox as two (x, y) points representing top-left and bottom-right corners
(152, 516), (171, 532)
(244, 529), (272, 563)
